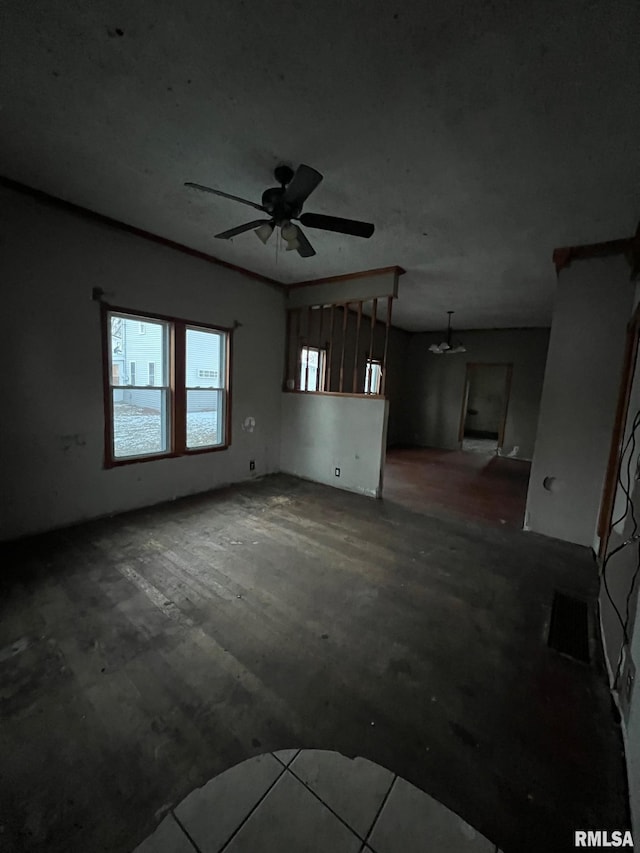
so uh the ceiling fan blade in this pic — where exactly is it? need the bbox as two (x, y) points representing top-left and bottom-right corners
(283, 165), (323, 206)
(185, 182), (265, 212)
(299, 212), (374, 238)
(293, 226), (316, 258)
(215, 219), (272, 239)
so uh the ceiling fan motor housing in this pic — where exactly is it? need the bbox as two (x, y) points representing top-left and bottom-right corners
(261, 186), (301, 224)
(273, 164), (294, 186)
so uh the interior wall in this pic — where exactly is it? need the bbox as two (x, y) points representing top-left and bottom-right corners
(396, 328), (550, 459)
(280, 394), (389, 498)
(602, 402), (640, 689)
(384, 328), (410, 447)
(0, 185), (285, 541)
(597, 285), (640, 844)
(603, 375), (640, 847)
(464, 365), (509, 436)
(601, 311), (640, 690)
(625, 589), (640, 841)
(525, 256), (633, 547)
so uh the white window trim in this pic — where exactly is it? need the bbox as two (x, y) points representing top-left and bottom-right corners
(300, 346), (327, 392)
(365, 358), (383, 395)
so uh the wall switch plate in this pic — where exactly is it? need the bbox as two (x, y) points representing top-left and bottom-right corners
(335, 468), (340, 477)
(249, 460), (255, 471)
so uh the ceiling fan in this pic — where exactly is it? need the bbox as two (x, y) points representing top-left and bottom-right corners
(184, 163), (375, 258)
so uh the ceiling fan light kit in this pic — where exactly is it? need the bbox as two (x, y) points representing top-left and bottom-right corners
(184, 163), (375, 258)
(430, 311), (467, 355)
(280, 221), (297, 241)
(254, 222), (274, 244)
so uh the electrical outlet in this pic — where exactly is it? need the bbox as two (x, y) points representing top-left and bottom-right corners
(335, 467), (341, 477)
(249, 460), (255, 471)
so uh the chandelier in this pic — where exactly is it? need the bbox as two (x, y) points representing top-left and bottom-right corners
(429, 310), (467, 354)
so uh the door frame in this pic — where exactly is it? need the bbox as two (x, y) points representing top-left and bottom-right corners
(458, 362), (514, 449)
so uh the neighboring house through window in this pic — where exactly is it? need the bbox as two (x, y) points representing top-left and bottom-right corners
(104, 309), (231, 464)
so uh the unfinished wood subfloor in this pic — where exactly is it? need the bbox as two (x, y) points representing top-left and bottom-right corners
(0, 474), (628, 853)
(384, 447), (531, 528)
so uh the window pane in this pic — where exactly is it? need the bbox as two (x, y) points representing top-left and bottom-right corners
(309, 367), (318, 390)
(365, 361), (382, 394)
(307, 349), (319, 369)
(109, 315), (167, 387)
(186, 327), (225, 387)
(300, 347), (325, 391)
(187, 390), (223, 448)
(112, 389), (169, 458)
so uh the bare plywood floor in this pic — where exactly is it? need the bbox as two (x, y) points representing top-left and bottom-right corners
(384, 447), (531, 528)
(0, 474), (628, 853)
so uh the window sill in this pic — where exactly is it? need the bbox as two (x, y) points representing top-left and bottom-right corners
(104, 444), (230, 468)
(283, 390), (386, 399)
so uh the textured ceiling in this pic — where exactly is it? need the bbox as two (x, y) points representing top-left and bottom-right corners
(1, 0), (639, 331)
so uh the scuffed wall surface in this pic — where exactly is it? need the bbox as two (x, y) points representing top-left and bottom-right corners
(280, 394), (388, 497)
(526, 256), (632, 546)
(0, 186), (285, 540)
(465, 364), (509, 434)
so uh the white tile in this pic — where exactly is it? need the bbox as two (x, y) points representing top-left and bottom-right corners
(273, 748), (300, 766)
(224, 770), (362, 853)
(174, 753), (283, 853)
(132, 813), (193, 853)
(290, 749), (393, 837)
(368, 777), (494, 853)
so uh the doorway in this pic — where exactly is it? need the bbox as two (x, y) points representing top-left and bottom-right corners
(459, 363), (512, 454)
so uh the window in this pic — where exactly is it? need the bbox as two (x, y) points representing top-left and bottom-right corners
(300, 347), (326, 391)
(185, 326), (226, 449)
(104, 309), (231, 464)
(365, 359), (382, 394)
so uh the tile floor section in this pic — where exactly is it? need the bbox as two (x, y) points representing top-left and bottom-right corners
(134, 749), (503, 853)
